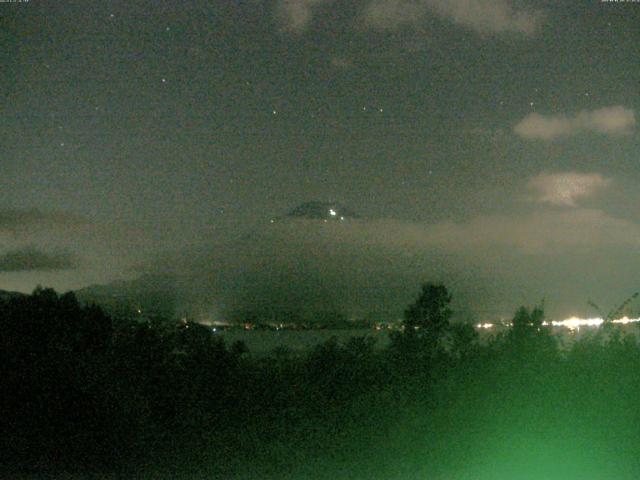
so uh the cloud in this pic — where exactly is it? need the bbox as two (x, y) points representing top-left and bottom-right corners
(0, 247), (77, 272)
(583, 105), (637, 134)
(276, 0), (334, 33)
(327, 207), (637, 256)
(514, 106), (636, 140)
(363, 0), (542, 35)
(362, 0), (429, 31)
(0, 209), (87, 232)
(527, 172), (612, 207)
(276, 0), (542, 35)
(415, 209), (640, 254)
(238, 204), (639, 269)
(0, 209), (176, 291)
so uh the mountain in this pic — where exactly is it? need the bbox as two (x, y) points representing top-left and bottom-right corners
(74, 273), (178, 319)
(285, 201), (360, 221)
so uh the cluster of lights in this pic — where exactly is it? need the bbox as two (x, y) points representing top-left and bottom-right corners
(476, 316), (640, 331)
(476, 323), (495, 330)
(328, 208), (345, 221)
(549, 316), (640, 330)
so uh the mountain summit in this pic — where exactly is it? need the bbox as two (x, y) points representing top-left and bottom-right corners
(285, 201), (359, 221)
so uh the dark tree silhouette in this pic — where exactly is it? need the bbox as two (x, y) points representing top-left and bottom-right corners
(391, 283), (453, 360)
(450, 321), (479, 359)
(504, 305), (557, 363)
(512, 305), (544, 334)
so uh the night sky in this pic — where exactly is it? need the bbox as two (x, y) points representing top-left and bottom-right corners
(2, 0), (639, 320)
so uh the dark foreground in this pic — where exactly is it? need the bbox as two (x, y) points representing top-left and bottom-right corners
(2, 287), (640, 479)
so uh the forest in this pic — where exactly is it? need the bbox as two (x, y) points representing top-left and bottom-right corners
(2, 285), (640, 479)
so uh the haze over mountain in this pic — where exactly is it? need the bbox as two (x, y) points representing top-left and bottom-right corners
(74, 201), (473, 324)
(71, 200), (640, 325)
